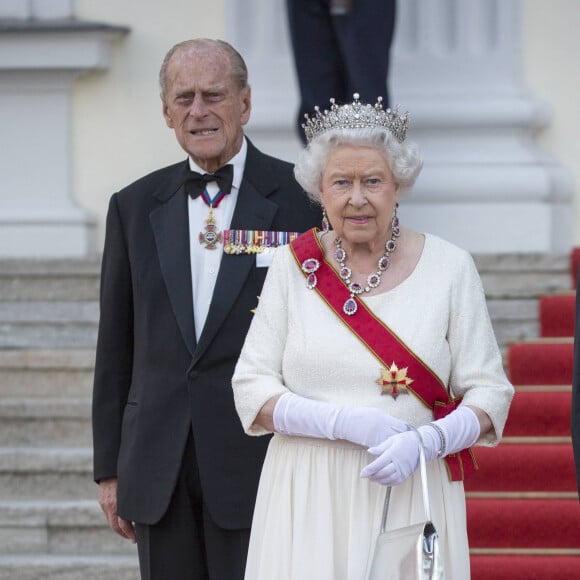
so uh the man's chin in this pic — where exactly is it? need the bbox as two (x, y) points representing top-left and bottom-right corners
(186, 145), (224, 169)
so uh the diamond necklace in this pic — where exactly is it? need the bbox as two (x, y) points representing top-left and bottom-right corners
(334, 223), (400, 316)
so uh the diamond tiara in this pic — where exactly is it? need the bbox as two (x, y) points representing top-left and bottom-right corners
(302, 93), (409, 144)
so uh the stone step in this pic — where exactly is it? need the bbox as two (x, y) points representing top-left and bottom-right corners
(0, 302), (98, 349)
(0, 254), (571, 301)
(0, 398), (91, 447)
(0, 253), (571, 349)
(3, 301), (530, 349)
(0, 500), (136, 556)
(474, 252), (571, 298)
(0, 554), (139, 580)
(0, 447), (93, 501)
(487, 298), (539, 348)
(0, 349), (95, 398)
(0, 259), (100, 302)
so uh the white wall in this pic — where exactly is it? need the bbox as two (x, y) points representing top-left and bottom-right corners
(521, 0), (580, 245)
(69, 0), (580, 249)
(72, 0), (226, 248)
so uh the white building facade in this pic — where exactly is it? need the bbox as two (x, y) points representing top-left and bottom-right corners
(0, 0), (578, 257)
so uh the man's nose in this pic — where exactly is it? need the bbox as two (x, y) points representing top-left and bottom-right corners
(189, 95), (208, 117)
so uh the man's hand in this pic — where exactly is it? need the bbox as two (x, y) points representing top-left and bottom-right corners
(98, 477), (136, 543)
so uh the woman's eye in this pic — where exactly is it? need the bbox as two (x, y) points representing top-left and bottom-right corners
(367, 178), (381, 186)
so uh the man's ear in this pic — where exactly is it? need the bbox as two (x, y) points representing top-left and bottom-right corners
(240, 85), (252, 126)
(162, 99), (174, 129)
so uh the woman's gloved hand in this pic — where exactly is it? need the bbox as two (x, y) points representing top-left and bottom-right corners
(333, 405), (408, 448)
(273, 393), (407, 448)
(360, 406), (481, 486)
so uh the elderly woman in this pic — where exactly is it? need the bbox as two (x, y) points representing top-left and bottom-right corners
(232, 95), (513, 580)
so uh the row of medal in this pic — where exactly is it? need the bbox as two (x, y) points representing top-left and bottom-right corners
(223, 229), (300, 254)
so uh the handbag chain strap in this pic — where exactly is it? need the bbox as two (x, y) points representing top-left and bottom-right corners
(379, 427), (432, 534)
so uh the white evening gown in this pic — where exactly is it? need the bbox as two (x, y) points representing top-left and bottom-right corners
(232, 233), (514, 580)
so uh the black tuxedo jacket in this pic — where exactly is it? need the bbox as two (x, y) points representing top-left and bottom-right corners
(92, 139), (321, 528)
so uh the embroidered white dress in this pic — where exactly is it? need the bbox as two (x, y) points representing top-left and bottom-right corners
(232, 233), (513, 580)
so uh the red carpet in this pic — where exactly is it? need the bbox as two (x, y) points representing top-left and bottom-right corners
(468, 499), (580, 548)
(470, 556), (580, 580)
(507, 341), (573, 385)
(466, 247), (580, 579)
(503, 387), (571, 436)
(539, 293), (575, 337)
(466, 444), (576, 492)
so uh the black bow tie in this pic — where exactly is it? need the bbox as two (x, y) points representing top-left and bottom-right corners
(183, 164), (234, 199)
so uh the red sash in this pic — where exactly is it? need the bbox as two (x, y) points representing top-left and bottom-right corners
(290, 228), (477, 481)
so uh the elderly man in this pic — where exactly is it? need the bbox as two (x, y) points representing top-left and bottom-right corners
(92, 38), (321, 580)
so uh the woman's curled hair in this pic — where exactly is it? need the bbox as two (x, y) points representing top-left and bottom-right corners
(294, 127), (423, 205)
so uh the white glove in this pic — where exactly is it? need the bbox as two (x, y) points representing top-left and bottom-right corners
(360, 406), (481, 486)
(273, 392), (408, 448)
(334, 405), (409, 448)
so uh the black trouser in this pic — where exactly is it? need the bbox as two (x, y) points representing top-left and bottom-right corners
(287, 0), (397, 143)
(135, 432), (250, 580)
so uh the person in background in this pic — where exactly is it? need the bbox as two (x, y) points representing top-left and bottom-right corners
(232, 94), (514, 579)
(286, 0), (397, 143)
(92, 38), (321, 580)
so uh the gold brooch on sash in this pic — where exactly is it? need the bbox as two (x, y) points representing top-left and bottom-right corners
(377, 362), (414, 399)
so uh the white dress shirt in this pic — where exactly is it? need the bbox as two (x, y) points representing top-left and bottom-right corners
(188, 138), (248, 341)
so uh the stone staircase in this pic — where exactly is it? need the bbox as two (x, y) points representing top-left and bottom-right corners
(0, 260), (139, 579)
(0, 252), (572, 579)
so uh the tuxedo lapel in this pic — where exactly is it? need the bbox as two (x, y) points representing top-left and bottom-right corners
(150, 166), (196, 357)
(192, 145), (279, 363)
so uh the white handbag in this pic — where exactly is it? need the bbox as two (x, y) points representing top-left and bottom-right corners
(368, 428), (446, 580)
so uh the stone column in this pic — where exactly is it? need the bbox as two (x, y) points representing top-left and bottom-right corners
(227, 0), (573, 253)
(391, 0), (573, 252)
(225, 0), (301, 161)
(0, 0), (127, 257)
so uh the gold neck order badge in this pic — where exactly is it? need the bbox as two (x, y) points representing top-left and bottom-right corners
(199, 205), (222, 250)
(377, 362), (414, 399)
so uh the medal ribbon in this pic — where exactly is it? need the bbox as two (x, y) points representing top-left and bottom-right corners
(290, 228), (477, 481)
(201, 188), (227, 208)
(223, 230), (300, 254)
